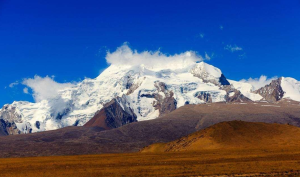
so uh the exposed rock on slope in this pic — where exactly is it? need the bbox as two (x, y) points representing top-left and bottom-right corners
(0, 104), (28, 135)
(0, 119), (8, 136)
(142, 121), (300, 152)
(150, 82), (177, 116)
(227, 90), (252, 102)
(194, 91), (213, 103)
(222, 85), (252, 103)
(84, 96), (137, 129)
(254, 78), (284, 102)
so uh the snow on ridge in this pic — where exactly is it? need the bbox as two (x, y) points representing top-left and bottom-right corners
(228, 80), (262, 101)
(281, 77), (300, 101)
(1, 62), (229, 133)
(2, 60), (300, 134)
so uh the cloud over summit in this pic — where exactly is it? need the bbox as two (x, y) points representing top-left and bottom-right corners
(105, 43), (204, 69)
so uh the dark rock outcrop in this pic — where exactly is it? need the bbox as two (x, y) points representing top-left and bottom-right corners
(153, 82), (177, 116)
(84, 95), (137, 129)
(227, 90), (252, 102)
(0, 119), (8, 136)
(222, 85), (252, 103)
(254, 78), (284, 102)
(0, 105), (23, 135)
(194, 91), (213, 103)
(140, 82), (177, 116)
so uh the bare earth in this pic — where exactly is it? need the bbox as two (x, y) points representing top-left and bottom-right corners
(1, 102), (300, 158)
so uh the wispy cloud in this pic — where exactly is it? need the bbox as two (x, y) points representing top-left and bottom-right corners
(220, 25), (224, 30)
(9, 81), (19, 88)
(224, 45), (243, 52)
(240, 75), (277, 90)
(199, 33), (204, 38)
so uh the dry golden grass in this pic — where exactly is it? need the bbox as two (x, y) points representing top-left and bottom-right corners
(3, 121), (300, 176)
(142, 121), (300, 153)
(1, 148), (300, 177)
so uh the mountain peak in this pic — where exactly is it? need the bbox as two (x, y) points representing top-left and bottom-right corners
(1, 62), (300, 135)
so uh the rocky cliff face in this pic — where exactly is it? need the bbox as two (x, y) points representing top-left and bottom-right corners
(0, 105), (27, 135)
(152, 82), (177, 116)
(222, 85), (252, 103)
(194, 91), (213, 103)
(0, 119), (9, 136)
(226, 90), (252, 102)
(84, 96), (137, 129)
(254, 78), (284, 102)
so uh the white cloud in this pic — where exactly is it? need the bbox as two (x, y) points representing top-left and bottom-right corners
(22, 76), (74, 102)
(240, 75), (278, 90)
(9, 81), (19, 88)
(105, 43), (204, 70)
(199, 33), (204, 38)
(224, 45), (243, 52)
(23, 87), (29, 94)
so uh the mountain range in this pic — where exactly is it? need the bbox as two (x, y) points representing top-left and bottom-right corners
(1, 61), (300, 135)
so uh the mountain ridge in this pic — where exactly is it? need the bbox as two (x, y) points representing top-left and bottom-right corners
(1, 62), (300, 134)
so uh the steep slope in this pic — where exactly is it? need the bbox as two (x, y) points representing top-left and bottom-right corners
(84, 96), (137, 129)
(281, 77), (300, 101)
(1, 60), (300, 134)
(228, 80), (263, 101)
(254, 77), (300, 102)
(142, 121), (300, 152)
(254, 78), (284, 102)
(0, 120), (8, 136)
(0, 62), (237, 133)
(0, 104), (24, 135)
(0, 102), (300, 157)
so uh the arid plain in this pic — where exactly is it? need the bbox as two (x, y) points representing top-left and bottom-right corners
(3, 121), (300, 177)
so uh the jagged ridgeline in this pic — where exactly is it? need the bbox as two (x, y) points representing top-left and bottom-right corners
(1, 62), (300, 135)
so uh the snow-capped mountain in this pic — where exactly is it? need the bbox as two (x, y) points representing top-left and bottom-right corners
(1, 62), (300, 134)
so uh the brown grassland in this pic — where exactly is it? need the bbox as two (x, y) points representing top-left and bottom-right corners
(1, 148), (300, 177)
(2, 121), (300, 176)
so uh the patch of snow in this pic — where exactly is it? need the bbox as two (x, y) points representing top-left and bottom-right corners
(261, 105), (281, 107)
(281, 77), (300, 102)
(229, 92), (235, 97)
(228, 80), (262, 101)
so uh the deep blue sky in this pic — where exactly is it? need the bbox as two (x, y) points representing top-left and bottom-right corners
(0, 0), (300, 105)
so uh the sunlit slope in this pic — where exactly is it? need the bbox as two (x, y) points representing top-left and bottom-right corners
(142, 121), (300, 152)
